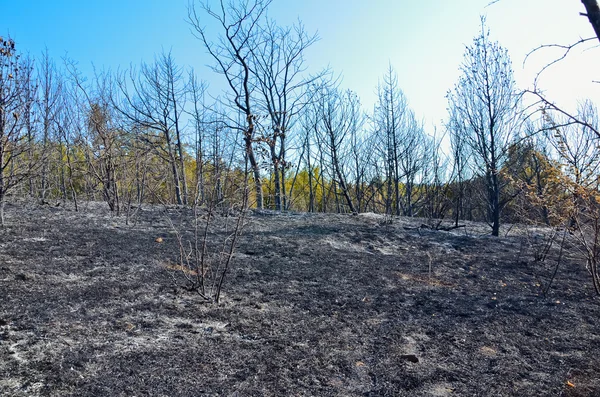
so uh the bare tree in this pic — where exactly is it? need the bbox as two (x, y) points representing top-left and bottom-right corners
(188, 0), (272, 210)
(373, 65), (408, 216)
(397, 112), (427, 217)
(36, 49), (62, 200)
(87, 100), (121, 212)
(447, 104), (473, 226)
(545, 100), (600, 190)
(518, 2), (600, 140)
(297, 99), (319, 212)
(447, 19), (522, 236)
(0, 37), (36, 225)
(165, 52), (190, 206)
(115, 51), (188, 205)
(373, 66), (428, 217)
(421, 131), (452, 223)
(54, 79), (82, 210)
(64, 58), (127, 213)
(315, 86), (360, 213)
(249, 18), (320, 210)
(347, 111), (370, 213)
(188, 69), (208, 205)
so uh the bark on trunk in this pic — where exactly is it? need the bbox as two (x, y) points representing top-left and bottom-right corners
(582, 0), (600, 42)
(244, 129), (263, 210)
(488, 172), (501, 237)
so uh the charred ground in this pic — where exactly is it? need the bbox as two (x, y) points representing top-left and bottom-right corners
(1, 201), (599, 396)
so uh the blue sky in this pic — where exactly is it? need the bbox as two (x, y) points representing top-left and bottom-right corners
(2, 0), (600, 133)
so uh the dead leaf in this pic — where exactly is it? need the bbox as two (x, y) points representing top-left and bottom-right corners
(479, 346), (497, 356)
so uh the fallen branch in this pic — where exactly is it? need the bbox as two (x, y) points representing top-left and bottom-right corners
(437, 224), (467, 232)
(403, 223), (466, 232)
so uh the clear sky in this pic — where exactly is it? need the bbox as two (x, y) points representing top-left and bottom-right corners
(2, 0), (600, 133)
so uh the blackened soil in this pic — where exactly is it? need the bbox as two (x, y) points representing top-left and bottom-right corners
(1, 201), (599, 396)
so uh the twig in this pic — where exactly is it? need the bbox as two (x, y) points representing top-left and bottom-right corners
(437, 224), (466, 232)
(523, 37), (596, 87)
(524, 89), (600, 139)
(543, 226), (568, 296)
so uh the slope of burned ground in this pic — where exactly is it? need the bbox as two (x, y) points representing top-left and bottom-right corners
(1, 202), (599, 396)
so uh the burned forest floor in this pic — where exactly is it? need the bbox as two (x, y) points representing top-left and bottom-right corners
(1, 200), (600, 396)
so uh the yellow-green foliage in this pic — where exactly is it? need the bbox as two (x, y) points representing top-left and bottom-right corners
(261, 167), (332, 211)
(502, 143), (576, 225)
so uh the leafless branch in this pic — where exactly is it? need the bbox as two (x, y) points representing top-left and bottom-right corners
(524, 37), (596, 87)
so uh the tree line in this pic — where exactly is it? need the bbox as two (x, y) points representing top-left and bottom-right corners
(1, 0), (599, 241)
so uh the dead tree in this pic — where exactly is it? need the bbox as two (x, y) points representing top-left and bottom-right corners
(373, 65), (407, 217)
(114, 51), (188, 205)
(348, 111), (370, 213)
(397, 112), (427, 217)
(520, 2), (600, 140)
(188, 0), (271, 210)
(66, 61), (123, 213)
(545, 100), (600, 190)
(53, 85), (81, 210)
(249, 18), (320, 210)
(0, 37), (36, 225)
(447, 19), (521, 236)
(36, 49), (62, 200)
(447, 104), (472, 226)
(188, 70), (208, 206)
(86, 100), (121, 213)
(421, 131), (451, 222)
(315, 87), (360, 213)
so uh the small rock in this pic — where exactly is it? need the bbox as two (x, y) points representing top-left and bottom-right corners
(400, 354), (419, 363)
(15, 273), (28, 281)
